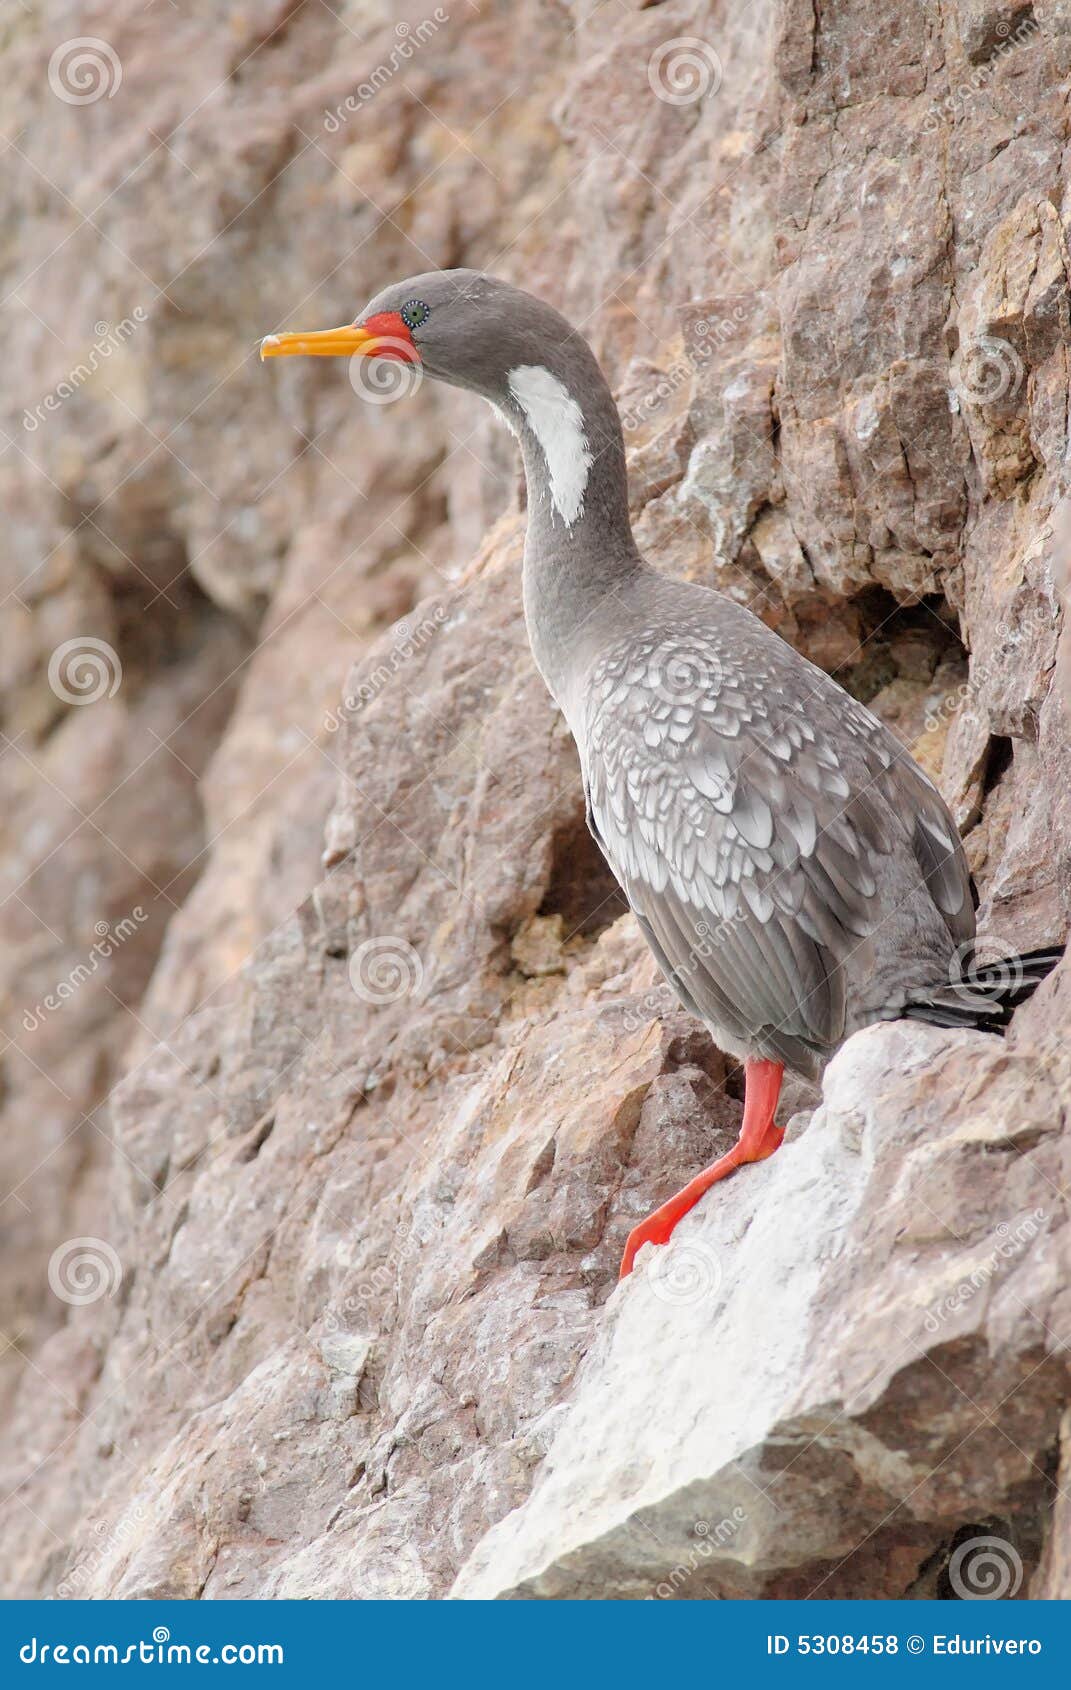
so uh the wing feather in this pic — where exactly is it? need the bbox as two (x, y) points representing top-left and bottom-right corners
(581, 612), (973, 1073)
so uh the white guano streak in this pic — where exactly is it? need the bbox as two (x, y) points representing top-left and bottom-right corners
(507, 364), (593, 527)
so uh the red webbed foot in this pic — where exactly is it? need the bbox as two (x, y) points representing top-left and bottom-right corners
(620, 1206), (678, 1279)
(619, 1058), (785, 1280)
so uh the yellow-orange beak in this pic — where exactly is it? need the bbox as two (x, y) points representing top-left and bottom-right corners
(259, 323), (377, 360)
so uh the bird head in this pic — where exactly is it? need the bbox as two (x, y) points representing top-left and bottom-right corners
(260, 268), (590, 407)
(261, 269), (631, 541)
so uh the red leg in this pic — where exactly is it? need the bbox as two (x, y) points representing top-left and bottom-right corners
(619, 1058), (784, 1279)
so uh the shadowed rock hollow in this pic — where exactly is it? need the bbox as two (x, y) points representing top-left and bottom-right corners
(1, 0), (1070, 1599)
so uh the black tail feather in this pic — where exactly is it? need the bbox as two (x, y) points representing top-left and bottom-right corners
(900, 1000), (1010, 1033)
(900, 944), (1064, 1035)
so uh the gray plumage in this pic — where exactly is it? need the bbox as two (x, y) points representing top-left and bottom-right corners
(579, 579), (973, 1081)
(264, 269), (1060, 1081)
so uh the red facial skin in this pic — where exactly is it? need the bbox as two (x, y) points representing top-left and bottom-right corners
(360, 312), (421, 363)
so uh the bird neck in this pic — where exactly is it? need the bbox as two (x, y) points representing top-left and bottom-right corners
(508, 360), (641, 712)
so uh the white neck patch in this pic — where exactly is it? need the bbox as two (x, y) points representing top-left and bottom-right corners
(507, 364), (593, 527)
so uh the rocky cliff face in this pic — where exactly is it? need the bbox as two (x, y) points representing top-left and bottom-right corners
(2, 0), (1070, 1600)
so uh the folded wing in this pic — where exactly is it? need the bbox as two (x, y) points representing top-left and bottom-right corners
(582, 624), (973, 1074)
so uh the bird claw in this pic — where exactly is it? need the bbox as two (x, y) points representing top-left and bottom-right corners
(619, 1214), (676, 1279)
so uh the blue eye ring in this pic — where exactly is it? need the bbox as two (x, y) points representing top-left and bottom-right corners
(401, 299), (430, 331)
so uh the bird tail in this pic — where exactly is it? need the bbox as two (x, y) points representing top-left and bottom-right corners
(900, 945), (1064, 1034)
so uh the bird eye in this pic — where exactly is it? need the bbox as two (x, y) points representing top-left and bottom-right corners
(401, 299), (430, 331)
